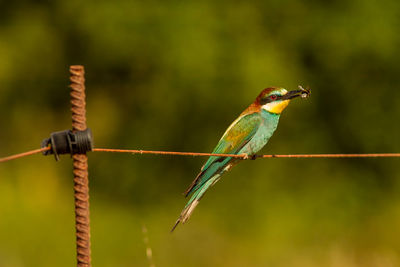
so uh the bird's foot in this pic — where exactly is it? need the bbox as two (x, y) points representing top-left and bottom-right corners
(240, 153), (250, 160)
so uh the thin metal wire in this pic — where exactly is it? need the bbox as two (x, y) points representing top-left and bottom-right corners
(1, 147), (400, 163)
(92, 148), (400, 159)
(257, 153), (400, 158)
(0, 147), (50, 163)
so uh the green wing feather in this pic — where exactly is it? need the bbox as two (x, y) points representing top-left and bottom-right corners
(184, 112), (262, 197)
(171, 112), (263, 231)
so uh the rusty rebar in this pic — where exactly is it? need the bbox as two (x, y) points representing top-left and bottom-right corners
(70, 65), (91, 267)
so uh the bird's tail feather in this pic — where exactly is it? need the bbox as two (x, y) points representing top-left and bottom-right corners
(171, 174), (221, 232)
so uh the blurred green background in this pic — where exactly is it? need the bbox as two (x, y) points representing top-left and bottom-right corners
(1, 0), (400, 266)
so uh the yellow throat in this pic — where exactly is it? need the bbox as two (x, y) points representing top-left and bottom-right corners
(262, 100), (290, 114)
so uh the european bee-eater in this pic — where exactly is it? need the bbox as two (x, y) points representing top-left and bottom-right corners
(172, 86), (310, 231)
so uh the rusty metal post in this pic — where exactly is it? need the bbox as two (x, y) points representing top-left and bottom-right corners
(70, 65), (91, 267)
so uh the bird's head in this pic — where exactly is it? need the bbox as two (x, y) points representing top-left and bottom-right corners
(256, 86), (310, 114)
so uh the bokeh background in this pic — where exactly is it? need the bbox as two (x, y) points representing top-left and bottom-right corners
(1, 0), (400, 266)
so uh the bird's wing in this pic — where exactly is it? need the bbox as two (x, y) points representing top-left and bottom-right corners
(184, 112), (262, 197)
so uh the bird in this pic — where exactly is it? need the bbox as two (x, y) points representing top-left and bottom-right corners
(171, 86), (310, 231)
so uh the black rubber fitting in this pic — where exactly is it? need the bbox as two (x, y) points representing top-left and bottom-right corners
(41, 128), (93, 161)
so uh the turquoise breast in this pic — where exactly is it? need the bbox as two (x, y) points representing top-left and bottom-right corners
(239, 110), (280, 155)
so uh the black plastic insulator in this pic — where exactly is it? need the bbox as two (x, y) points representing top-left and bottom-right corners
(41, 128), (93, 161)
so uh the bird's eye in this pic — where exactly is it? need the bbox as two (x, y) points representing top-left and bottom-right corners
(270, 95), (278, 100)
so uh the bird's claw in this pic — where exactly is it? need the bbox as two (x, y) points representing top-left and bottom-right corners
(240, 154), (257, 160)
(240, 153), (250, 160)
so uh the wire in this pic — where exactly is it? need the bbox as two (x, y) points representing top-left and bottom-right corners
(92, 148), (248, 158)
(1, 147), (399, 163)
(0, 147), (50, 163)
(92, 148), (400, 159)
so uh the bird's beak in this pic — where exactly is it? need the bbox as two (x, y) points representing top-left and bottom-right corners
(282, 86), (311, 100)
